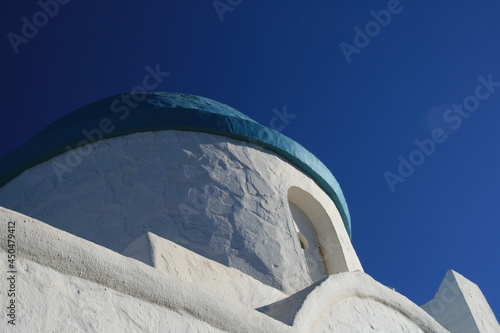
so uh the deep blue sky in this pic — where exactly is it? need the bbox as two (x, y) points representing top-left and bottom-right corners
(1, 1), (499, 316)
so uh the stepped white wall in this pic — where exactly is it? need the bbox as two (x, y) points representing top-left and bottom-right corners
(121, 232), (288, 308)
(0, 207), (447, 333)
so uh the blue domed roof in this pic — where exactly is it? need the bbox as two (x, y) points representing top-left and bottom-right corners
(0, 92), (352, 236)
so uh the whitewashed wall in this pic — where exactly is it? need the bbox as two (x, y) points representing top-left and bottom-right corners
(0, 131), (361, 293)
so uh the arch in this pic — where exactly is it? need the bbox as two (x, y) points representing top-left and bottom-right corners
(288, 186), (348, 276)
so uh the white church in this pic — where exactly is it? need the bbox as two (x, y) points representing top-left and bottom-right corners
(0, 92), (498, 332)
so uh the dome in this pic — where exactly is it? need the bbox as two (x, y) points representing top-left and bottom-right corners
(0, 92), (351, 236)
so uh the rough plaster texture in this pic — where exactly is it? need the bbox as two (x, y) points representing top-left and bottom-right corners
(421, 270), (500, 333)
(1, 207), (448, 333)
(2, 258), (226, 333)
(122, 232), (287, 307)
(0, 130), (361, 293)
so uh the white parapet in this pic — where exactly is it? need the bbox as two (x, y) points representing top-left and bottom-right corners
(0, 206), (447, 332)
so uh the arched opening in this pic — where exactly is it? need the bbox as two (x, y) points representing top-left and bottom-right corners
(288, 186), (349, 282)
